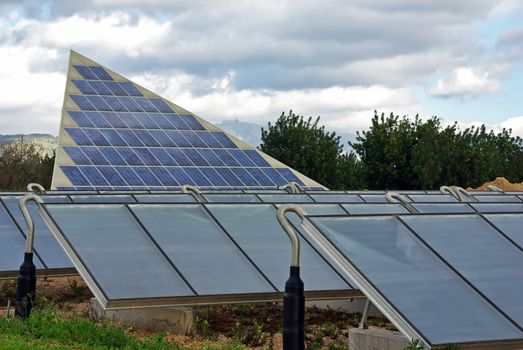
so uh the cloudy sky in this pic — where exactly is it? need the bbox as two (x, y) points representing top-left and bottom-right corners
(1, 0), (522, 138)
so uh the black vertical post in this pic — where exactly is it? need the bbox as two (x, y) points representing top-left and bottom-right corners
(15, 252), (36, 318)
(283, 265), (304, 350)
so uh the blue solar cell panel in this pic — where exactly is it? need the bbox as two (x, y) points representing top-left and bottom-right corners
(98, 166), (127, 186)
(165, 131), (191, 147)
(99, 147), (127, 165)
(100, 112), (127, 128)
(150, 114), (173, 129)
(214, 149), (239, 166)
(165, 148), (193, 166)
(83, 129), (111, 146)
(198, 132), (223, 148)
(184, 168), (211, 186)
(81, 147), (109, 165)
(247, 168), (275, 186)
(64, 147), (91, 165)
(196, 149), (224, 166)
(114, 166), (144, 186)
(65, 128), (93, 146)
(120, 82), (143, 96)
(134, 113), (159, 129)
(180, 131), (207, 147)
(148, 130), (176, 147)
(133, 148), (161, 166)
(99, 129), (127, 146)
(134, 97), (158, 112)
(134, 130), (161, 147)
(86, 95), (112, 111)
(164, 114), (190, 129)
(103, 96), (127, 112)
(68, 111), (94, 127)
(149, 98), (172, 113)
(211, 132), (236, 148)
(74, 65), (98, 80)
(119, 97), (143, 112)
(215, 168), (244, 186)
(276, 168), (304, 185)
(183, 149), (209, 166)
(80, 166), (109, 186)
(167, 167), (195, 186)
(261, 168), (288, 186)
(72, 79), (97, 95)
(117, 130), (143, 146)
(70, 95), (95, 110)
(179, 114), (205, 130)
(200, 168), (228, 186)
(61, 166), (91, 185)
(244, 150), (270, 167)
(150, 148), (177, 166)
(84, 111), (112, 128)
(88, 80), (112, 95)
(133, 167), (162, 186)
(116, 147), (144, 165)
(122, 113), (144, 129)
(89, 66), (114, 80)
(104, 81), (127, 96)
(232, 168), (259, 186)
(228, 149), (255, 166)
(150, 167), (179, 186)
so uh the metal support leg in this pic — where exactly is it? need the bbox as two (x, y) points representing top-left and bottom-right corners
(359, 299), (370, 329)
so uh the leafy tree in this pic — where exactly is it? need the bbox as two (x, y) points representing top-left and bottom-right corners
(260, 110), (364, 189)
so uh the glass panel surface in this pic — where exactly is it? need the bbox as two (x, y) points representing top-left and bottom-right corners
(2, 196), (72, 268)
(471, 203), (523, 213)
(475, 195), (521, 203)
(342, 204), (408, 215)
(257, 194), (313, 203)
(404, 215), (523, 327)
(412, 203), (475, 214)
(203, 194), (261, 203)
(276, 203), (346, 216)
(130, 204), (273, 295)
(134, 194), (196, 203)
(360, 194), (388, 203)
(310, 194), (363, 203)
(408, 194), (457, 203)
(311, 216), (522, 344)
(70, 195), (135, 203)
(45, 204), (193, 299)
(484, 214), (523, 249)
(207, 204), (350, 291)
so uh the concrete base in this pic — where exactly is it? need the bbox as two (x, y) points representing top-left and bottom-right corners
(89, 298), (194, 334)
(349, 327), (409, 350)
(306, 298), (383, 317)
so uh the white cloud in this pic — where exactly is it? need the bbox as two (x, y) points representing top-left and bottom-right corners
(430, 66), (506, 97)
(498, 116), (523, 137)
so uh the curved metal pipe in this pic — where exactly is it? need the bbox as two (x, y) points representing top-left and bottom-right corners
(18, 193), (44, 253)
(290, 182), (305, 193)
(279, 183), (298, 194)
(181, 185), (205, 203)
(26, 183), (45, 194)
(277, 204), (306, 267)
(385, 192), (409, 204)
(487, 184), (503, 193)
(453, 186), (475, 202)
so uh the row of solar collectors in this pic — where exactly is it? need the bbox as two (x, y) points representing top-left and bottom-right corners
(60, 166), (302, 189)
(40, 203), (523, 348)
(2, 192), (523, 278)
(67, 110), (205, 131)
(70, 93), (177, 115)
(307, 214), (523, 347)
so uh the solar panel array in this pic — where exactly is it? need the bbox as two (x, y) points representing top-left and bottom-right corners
(52, 51), (322, 190)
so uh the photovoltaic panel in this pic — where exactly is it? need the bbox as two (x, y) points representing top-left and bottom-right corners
(484, 214), (523, 249)
(53, 52), (324, 190)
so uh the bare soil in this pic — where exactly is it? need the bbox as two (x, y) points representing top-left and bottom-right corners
(469, 177), (523, 191)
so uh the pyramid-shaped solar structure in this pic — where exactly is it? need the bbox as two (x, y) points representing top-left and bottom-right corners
(52, 51), (324, 190)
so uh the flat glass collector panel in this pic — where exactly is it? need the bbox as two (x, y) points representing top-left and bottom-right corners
(206, 204), (350, 291)
(134, 194), (196, 203)
(203, 194), (261, 203)
(45, 204), (193, 299)
(471, 203), (523, 213)
(342, 203), (408, 215)
(2, 196), (72, 268)
(404, 215), (523, 327)
(474, 195), (521, 203)
(310, 216), (522, 345)
(130, 204), (274, 295)
(359, 194), (388, 203)
(484, 214), (523, 249)
(412, 203), (475, 214)
(276, 203), (346, 216)
(309, 194), (363, 203)
(69, 195), (136, 203)
(408, 194), (457, 203)
(257, 194), (313, 203)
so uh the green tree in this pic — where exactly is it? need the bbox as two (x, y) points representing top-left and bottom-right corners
(260, 110), (364, 189)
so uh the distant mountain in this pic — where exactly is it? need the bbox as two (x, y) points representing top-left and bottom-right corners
(216, 119), (356, 151)
(0, 133), (58, 155)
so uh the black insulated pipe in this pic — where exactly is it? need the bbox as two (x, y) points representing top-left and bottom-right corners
(283, 265), (305, 350)
(15, 252), (36, 318)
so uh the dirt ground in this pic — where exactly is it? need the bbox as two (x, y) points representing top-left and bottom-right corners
(469, 177), (523, 191)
